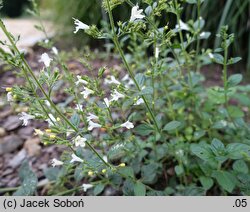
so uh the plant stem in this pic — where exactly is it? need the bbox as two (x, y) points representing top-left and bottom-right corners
(223, 46), (228, 107)
(105, 0), (160, 133)
(195, 0), (201, 72)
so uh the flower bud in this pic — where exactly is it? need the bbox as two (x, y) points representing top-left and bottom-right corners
(6, 87), (12, 92)
(88, 171), (94, 176)
(118, 163), (126, 167)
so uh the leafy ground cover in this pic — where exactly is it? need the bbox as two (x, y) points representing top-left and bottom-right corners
(0, 0), (250, 196)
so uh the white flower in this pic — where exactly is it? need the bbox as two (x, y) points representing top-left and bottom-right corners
(175, 20), (189, 31)
(70, 153), (84, 163)
(46, 113), (57, 126)
(110, 89), (124, 102)
(76, 75), (88, 85)
(104, 76), (120, 85)
(122, 74), (134, 87)
(45, 100), (51, 107)
(51, 158), (64, 167)
(19, 112), (35, 126)
(130, 4), (145, 22)
(82, 184), (93, 192)
(120, 120), (134, 129)
(39, 53), (52, 67)
(155, 46), (160, 59)
(122, 74), (129, 81)
(34, 129), (44, 136)
(73, 18), (90, 33)
(52, 47), (58, 55)
(44, 39), (49, 44)
(208, 53), (214, 59)
(74, 136), (86, 148)
(75, 104), (83, 112)
(88, 120), (101, 131)
(134, 98), (144, 105)
(87, 113), (99, 122)
(175, 149), (184, 157)
(103, 156), (108, 163)
(81, 87), (94, 99)
(7, 92), (13, 102)
(104, 98), (110, 108)
(66, 129), (74, 137)
(200, 32), (206, 37)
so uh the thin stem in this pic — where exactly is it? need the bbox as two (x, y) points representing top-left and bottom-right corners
(195, 0), (201, 72)
(105, 0), (160, 133)
(223, 46), (228, 107)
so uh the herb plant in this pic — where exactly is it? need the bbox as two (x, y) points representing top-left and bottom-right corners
(0, 0), (250, 196)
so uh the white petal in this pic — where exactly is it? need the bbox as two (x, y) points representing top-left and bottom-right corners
(51, 158), (63, 167)
(88, 120), (101, 131)
(39, 53), (52, 67)
(120, 121), (134, 129)
(70, 154), (84, 163)
(74, 136), (87, 148)
(82, 184), (93, 192)
(73, 18), (90, 33)
(104, 98), (110, 108)
(81, 87), (94, 99)
(87, 113), (99, 122)
(7, 92), (13, 102)
(134, 98), (144, 105)
(52, 47), (58, 55)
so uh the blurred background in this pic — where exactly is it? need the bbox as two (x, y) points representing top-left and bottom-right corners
(1, 0), (249, 71)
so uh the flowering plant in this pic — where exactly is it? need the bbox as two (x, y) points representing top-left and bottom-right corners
(0, 0), (250, 196)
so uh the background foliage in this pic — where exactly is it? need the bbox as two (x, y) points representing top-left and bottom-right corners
(41, 0), (250, 71)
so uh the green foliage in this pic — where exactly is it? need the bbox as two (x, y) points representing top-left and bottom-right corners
(13, 161), (38, 196)
(1, 0), (250, 196)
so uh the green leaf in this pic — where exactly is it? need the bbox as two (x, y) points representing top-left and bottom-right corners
(186, 0), (197, 4)
(141, 163), (158, 184)
(193, 130), (206, 140)
(207, 87), (225, 104)
(212, 170), (237, 193)
(233, 94), (250, 106)
(199, 176), (214, 190)
(212, 120), (227, 129)
(174, 165), (184, 176)
(213, 53), (224, 64)
(233, 160), (249, 174)
(163, 121), (181, 131)
(122, 179), (134, 196)
(227, 57), (242, 65)
(108, 143), (125, 160)
(226, 143), (250, 159)
(139, 86), (153, 95)
(210, 138), (225, 153)
(13, 161), (38, 196)
(119, 167), (134, 178)
(44, 167), (60, 181)
(134, 124), (154, 136)
(190, 143), (214, 162)
(228, 74), (242, 87)
(180, 186), (206, 196)
(70, 112), (80, 127)
(227, 106), (244, 118)
(93, 184), (105, 196)
(134, 182), (146, 196)
(74, 165), (85, 182)
(135, 73), (145, 88)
